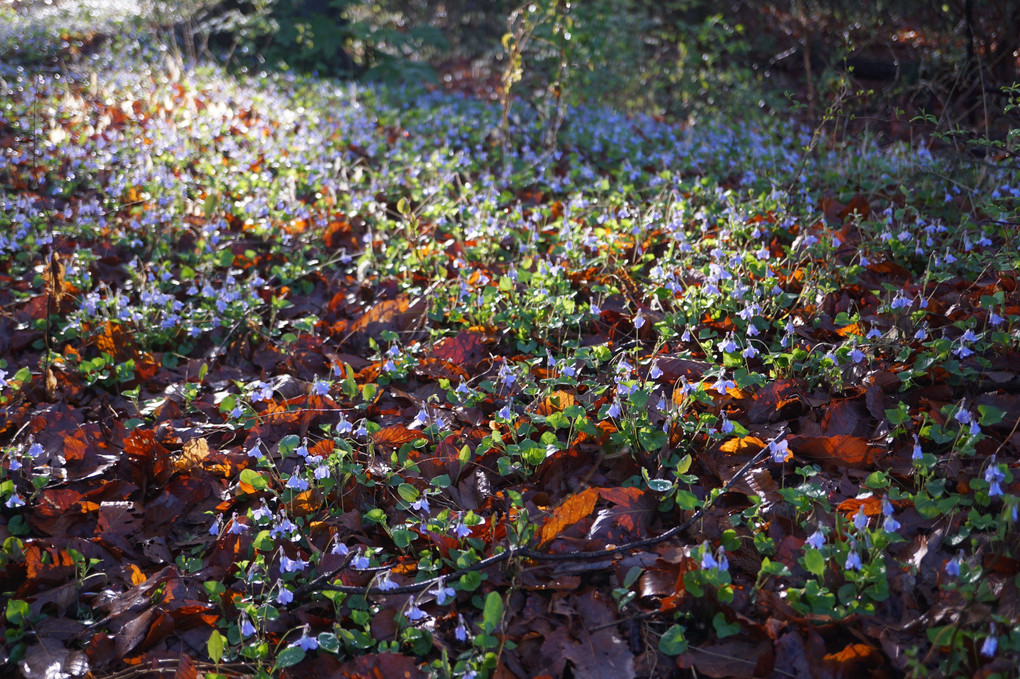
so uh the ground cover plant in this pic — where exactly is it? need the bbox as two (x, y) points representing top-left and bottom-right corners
(1, 2), (1019, 678)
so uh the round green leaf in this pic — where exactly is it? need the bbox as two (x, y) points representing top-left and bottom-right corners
(658, 624), (688, 655)
(274, 646), (306, 670)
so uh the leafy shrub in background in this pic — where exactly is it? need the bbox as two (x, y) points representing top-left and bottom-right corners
(195, 0), (447, 81)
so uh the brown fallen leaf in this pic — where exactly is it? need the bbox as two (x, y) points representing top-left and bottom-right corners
(173, 438), (210, 473)
(535, 390), (577, 416)
(720, 436), (765, 455)
(787, 434), (877, 469)
(19, 643), (89, 679)
(539, 487), (600, 547)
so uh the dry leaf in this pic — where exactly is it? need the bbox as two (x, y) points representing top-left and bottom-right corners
(173, 438), (210, 473)
(720, 436), (765, 455)
(539, 487), (600, 547)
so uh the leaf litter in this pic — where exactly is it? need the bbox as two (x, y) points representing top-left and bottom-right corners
(0, 3), (1018, 679)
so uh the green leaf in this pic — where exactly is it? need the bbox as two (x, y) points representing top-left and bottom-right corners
(274, 646), (306, 670)
(712, 612), (741, 638)
(278, 435), (300, 457)
(658, 624), (687, 655)
(397, 483), (419, 503)
(481, 591), (503, 634)
(623, 566), (642, 588)
(391, 528), (414, 549)
(459, 571), (482, 591)
(253, 530), (275, 552)
(885, 405), (909, 426)
(5, 599), (29, 626)
(977, 405), (1005, 426)
(803, 548), (826, 578)
(647, 478), (673, 493)
(240, 469), (268, 491)
(342, 376), (358, 399)
(317, 632), (340, 653)
(207, 629), (225, 663)
(204, 581), (226, 598)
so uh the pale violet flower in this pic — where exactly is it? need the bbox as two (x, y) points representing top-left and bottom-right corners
(292, 629), (318, 651)
(985, 458), (1006, 497)
(805, 530), (825, 549)
(434, 579), (456, 605)
(700, 544), (719, 570)
(280, 555), (308, 573)
(980, 627), (997, 657)
(711, 377), (736, 394)
(285, 474), (309, 491)
(405, 600), (427, 622)
(768, 438), (791, 463)
(853, 506), (869, 531)
(845, 550), (862, 571)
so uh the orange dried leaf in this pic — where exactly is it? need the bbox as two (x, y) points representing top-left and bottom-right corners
(789, 435), (875, 469)
(720, 436), (765, 455)
(292, 488), (322, 518)
(373, 424), (426, 447)
(95, 321), (137, 362)
(539, 487), (600, 546)
(536, 390), (576, 416)
(128, 563), (147, 586)
(173, 438), (210, 473)
(837, 496), (882, 517)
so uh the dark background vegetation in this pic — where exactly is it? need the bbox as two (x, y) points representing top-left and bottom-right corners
(183, 0), (1019, 144)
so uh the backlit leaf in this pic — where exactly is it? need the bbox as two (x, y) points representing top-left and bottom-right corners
(539, 487), (600, 546)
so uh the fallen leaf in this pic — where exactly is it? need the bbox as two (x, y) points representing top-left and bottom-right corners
(173, 438), (210, 473)
(787, 435), (876, 469)
(749, 379), (806, 424)
(720, 436), (765, 455)
(539, 487), (600, 547)
(536, 390), (577, 416)
(373, 425), (426, 447)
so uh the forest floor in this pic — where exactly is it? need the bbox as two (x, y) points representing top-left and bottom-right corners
(1, 4), (1019, 679)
